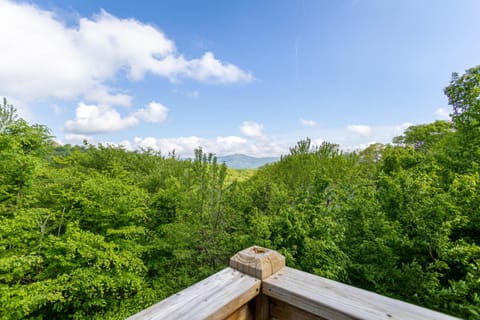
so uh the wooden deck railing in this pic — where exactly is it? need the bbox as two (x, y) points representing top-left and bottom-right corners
(128, 246), (459, 320)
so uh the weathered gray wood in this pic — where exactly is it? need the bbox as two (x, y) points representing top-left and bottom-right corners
(128, 267), (260, 320)
(270, 298), (326, 320)
(263, 267), (459, 320)
(230, 246), (286, 319)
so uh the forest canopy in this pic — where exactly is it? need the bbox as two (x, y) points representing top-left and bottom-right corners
(1, 66), (480, 319)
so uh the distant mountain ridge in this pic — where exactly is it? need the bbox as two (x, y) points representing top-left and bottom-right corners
(217, 154), (278, 169)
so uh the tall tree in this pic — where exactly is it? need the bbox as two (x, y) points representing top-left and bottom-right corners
(444, 66), (480, 164)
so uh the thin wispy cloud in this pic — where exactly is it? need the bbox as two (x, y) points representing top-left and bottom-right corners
(300, 118), (317, 127)
(393, 122), (414, 136)
(347, 124), (373, 138)
(435, 108), (450, 120)
(295, 37), (300, 85)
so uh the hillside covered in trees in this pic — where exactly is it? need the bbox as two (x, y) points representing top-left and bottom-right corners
(1, 66), (480, 319)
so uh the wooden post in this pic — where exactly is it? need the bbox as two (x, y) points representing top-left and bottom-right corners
(230, 246), (285, 280)
(230, 246), (286, 320)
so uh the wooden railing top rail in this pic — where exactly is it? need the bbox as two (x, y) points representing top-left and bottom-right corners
(263, 266), (458, 320)
(127, 267), (260, 320)
(127, 246), (459, 320)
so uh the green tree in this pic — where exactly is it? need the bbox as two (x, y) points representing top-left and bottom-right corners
(445, 66), (480, 164)
(0, 97), (18, 132)
(393, 121), (453, 151)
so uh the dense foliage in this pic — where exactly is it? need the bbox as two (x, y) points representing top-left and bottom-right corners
(1, 67), (480, 319)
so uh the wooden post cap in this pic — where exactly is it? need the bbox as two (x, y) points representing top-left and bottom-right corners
(230, 246), (286, 280)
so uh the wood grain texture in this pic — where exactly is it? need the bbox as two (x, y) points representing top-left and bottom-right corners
(263, 267), (459, 320)
(230, 246), (285, 280)
(127, 267), (260, 320)
(254, 293), (270, 320)
(225, 303), (253, 320)
(269, 298), (326, 320)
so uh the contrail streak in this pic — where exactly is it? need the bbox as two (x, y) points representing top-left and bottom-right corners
(295, 37), (299, 86)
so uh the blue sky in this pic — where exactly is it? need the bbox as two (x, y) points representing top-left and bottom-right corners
(1, 0), (480, 157)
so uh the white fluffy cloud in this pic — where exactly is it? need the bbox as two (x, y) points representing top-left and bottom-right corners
(184, 52), (253, 83)
(240, 121), (264, 137)
(217, 136), (247, 145)
(65, 101), (168, 134)
(300, 118), (317, 127)
(435, 108), (450, 120)
(0, 1), (252, 103)
(129, 135), (285, 157)
(341, 141), (379, 152)
(64, 133), (92, 144)
(64, 121), (426, 157)
(347, 124), (373, 138)
(133, 102), (168, 123)
(64, 103), (138, 134)
(135, 136), (206, 153)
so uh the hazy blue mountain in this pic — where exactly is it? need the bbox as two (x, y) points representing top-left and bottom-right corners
(217, 154), (278, 169)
